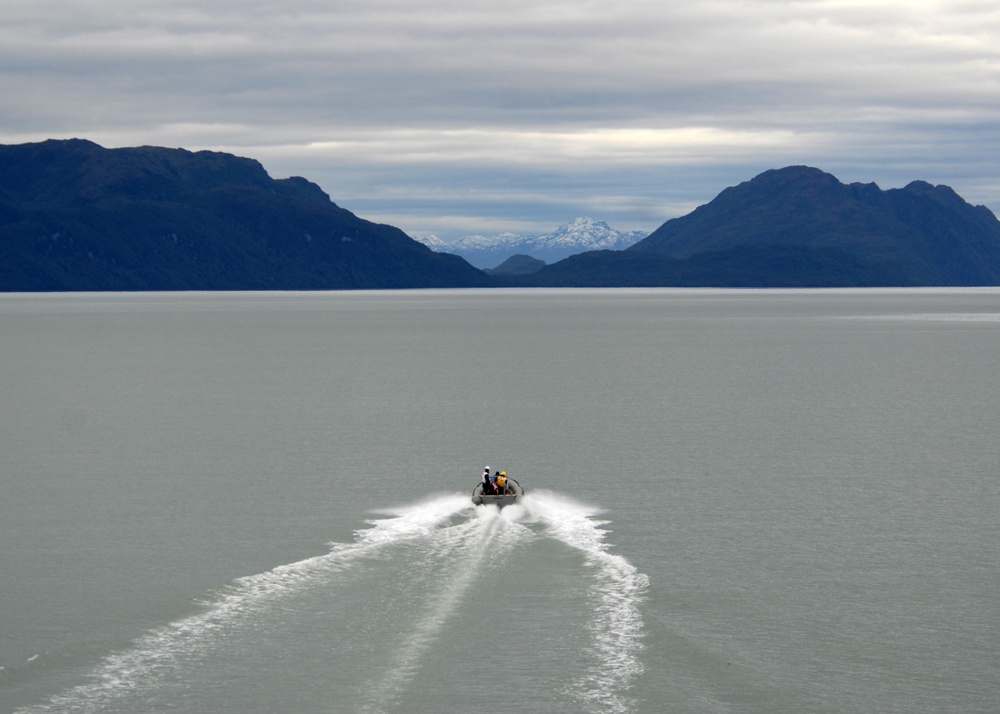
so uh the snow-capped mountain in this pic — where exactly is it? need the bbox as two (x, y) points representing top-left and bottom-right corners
(532, 217), (648, 259)
(416, 218), (648, 269)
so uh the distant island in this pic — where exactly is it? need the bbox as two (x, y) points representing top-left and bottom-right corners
(485, 254), (547, 276)
(3, 140), (1000, 290)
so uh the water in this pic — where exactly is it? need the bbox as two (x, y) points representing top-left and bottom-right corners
(1, 288), (998, 713)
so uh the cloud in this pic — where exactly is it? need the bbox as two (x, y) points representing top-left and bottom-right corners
(3, 0), (1000, 238)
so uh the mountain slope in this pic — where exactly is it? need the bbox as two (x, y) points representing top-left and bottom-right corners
(625, 166), (1000, 286)
(517, 244), (898, 287)
(6, 147), (999, 290)
(0, 139), (488, 291)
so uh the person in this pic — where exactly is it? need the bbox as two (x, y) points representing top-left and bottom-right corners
(482, 466), (493, 495)
(497, 471), (508, 495)
(491, 469), (500, 493)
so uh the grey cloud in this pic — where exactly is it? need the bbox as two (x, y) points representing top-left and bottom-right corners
(2, 0), (1000, 239)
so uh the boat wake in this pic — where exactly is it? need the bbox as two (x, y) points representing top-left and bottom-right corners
(18, 491), (647, 714)
(522, 491), (650, 713)
(359, 503), (533, 713)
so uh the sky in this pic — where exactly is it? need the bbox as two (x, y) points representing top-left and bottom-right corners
(3, 0), (1000, 241)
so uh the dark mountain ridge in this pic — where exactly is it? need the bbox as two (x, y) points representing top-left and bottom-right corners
(0, 139), (488, 291)
(626, 166), (1000, 285)
(4, 142), (999, 289)
(514, 166), (1000, 287)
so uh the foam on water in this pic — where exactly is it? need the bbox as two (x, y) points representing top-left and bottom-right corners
(360, 505), (535, 712)
(522, 490), (650, 714)
(18, 494), (473, 714)
(18, 491), (646, 714)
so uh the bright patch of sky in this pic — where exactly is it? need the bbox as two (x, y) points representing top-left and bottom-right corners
(3, 0), (999, 239)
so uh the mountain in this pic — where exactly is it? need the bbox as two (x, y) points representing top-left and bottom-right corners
(533, 217), (648, 263)
(423, 231), (531, 269)
(419, 217), (647, 268)
(484, 253), (546, 275)
(6, 146), (999, 290)
(0, 139), (489, 291)
(522, 167), (1000, 287)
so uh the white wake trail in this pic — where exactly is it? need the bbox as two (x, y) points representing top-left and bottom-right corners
(523, 490), (649, 714)
(18, 494), (473, 714)
(361, 505), (534, 713)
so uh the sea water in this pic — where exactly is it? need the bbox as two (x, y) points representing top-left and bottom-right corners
(1, 289), (998, 713)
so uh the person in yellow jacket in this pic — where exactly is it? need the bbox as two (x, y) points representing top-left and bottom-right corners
(496, 471), (508, 495)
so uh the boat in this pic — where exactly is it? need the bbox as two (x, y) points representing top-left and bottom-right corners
(472, 477), (524, 507)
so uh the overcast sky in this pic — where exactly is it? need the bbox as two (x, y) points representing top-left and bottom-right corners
(3, 0), (1000, 240)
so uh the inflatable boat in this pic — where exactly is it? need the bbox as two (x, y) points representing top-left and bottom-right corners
(471, 477), (524, 508)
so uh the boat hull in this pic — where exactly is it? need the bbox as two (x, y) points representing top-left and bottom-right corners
(472, 478), (524, 507)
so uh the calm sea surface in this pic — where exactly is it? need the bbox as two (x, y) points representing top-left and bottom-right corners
(1, 288), (998, 713)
